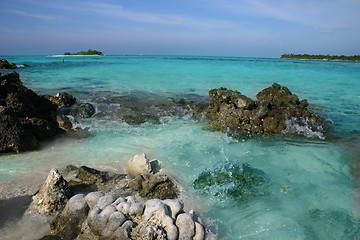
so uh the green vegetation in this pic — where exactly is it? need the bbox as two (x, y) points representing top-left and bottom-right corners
(281, 54), (360, 61)
(64, 49), (104, 56)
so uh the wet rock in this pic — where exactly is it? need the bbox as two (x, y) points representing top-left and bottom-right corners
(0, 59), (17, 69)
(1, 72), (57, 118)
(27, 169), (72, 215)
(205, 83), (325, 138)
(45, 92), (76, 108)
(56, 115), (73, 132)
(128, 173), (179, 200)
(0, 72), (61, 153)
(21, 117), (59, 140)
(69, 102), (95, 118)
(0, 108), (39, 152)
(193, 163), (268, 202)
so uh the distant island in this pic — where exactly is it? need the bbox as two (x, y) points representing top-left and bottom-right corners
(64, 49), (104, 56)
(281, 54), (360, 62)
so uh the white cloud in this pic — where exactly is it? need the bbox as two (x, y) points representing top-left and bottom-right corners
(29, 1), (238, 31)
(211, 0), (360, 31)
(3, 9), (55, 20)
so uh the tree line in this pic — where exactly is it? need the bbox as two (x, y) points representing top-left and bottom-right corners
(281, 54), (360, 61)
(64, 49), (104, 56)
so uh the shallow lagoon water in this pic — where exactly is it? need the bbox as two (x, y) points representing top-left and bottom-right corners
(1, 55), (360, 239)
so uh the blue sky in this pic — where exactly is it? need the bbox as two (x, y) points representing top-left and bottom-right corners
(0, 0), (359, 57)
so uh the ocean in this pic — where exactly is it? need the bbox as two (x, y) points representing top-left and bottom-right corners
(0, 55), (359, 239)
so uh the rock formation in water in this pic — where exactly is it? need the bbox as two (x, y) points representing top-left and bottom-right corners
(205, 83), (324, 137)
(45, 92), (96, 132)
(0, 59), (17, 69)
(28, 154), (216, 239)
(0, 72), (60, 153)
(0, 72), (96, 153)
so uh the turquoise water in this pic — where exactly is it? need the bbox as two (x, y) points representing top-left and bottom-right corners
(1, 55), (360, 239)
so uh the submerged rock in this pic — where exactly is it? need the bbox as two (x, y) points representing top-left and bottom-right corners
(305, 208), (360, 239)
(193, 162), (268, 202)
(205, 83), (324, 138)
(0, 59), (17, 69)
(92, 92), (209, 125)
(69, 102), (96, 118)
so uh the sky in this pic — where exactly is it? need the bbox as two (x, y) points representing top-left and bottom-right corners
(0, 0), (359, 57)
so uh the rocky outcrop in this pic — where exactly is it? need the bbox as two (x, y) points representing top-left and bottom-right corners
(0, 59), (17, 69)
(91, 93), (208, 126)
(126, 153), (178, 199)
(27, 169), (72, 215)
(69, 103), (96, 118)
(205, 83), (324, 138)
(49, 193), (215, 240)
(128, 173), (179, 200)
(45, 92), (96, 132)
(0, 72), (97, 153)
(0, 72), (60, 153)
(29, 155), (215, 239)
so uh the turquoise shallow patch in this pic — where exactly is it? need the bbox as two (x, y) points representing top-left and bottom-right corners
(1, 55), (359, 239)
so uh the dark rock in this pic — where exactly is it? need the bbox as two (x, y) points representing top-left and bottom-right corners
(44, 92), (76, 108)
(56, 115), (73, 132)
(39, 235), (62, 240)
(76, 166), (108, 185)
(193, 162), (268, 202)
(69, 103), (96, 118)
(0, 108), (39, 153)
(1, 72), (57, 118)
(22, 117), (59, 140)
(0, 59), (17, 69)
(0, 72), (62, 153)
(128, 173), (179, 200)
(205, 83), (325, 137)
(68, 180), (98, 194)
